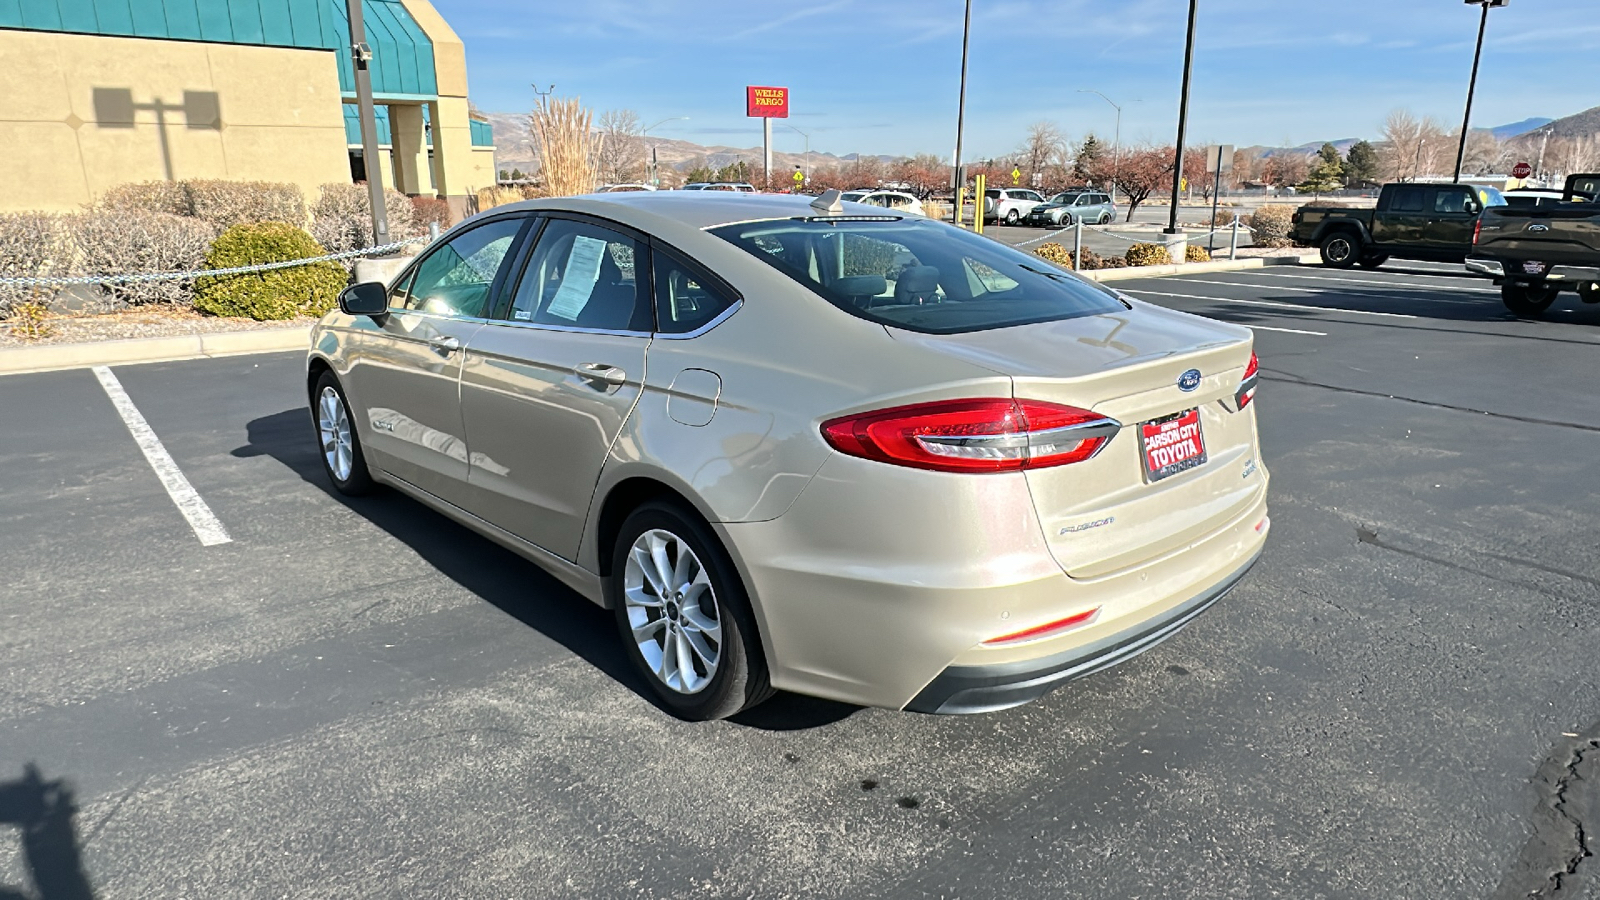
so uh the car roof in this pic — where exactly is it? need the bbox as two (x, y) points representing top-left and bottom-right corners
(485, 191), (894, 232)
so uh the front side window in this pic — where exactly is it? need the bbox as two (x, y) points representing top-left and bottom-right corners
(506, 219), (652, 332)
(1434, 189), (1475, 214)
(400, 217), (524, 317)
(712, 217), (1125, 334)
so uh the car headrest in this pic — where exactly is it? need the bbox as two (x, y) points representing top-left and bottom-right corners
(834, 275), (887, 298)
(896, 266), (941, 295)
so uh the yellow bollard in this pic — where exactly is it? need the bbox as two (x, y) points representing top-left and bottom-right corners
(974, 174), (985, 235)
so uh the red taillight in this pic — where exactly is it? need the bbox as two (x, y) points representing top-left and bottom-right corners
(983, 606), (1102, 646)
(1473, 218), (1482, 245)
(821, 398), (1119, 473)
(1236, 352), (1259, 409)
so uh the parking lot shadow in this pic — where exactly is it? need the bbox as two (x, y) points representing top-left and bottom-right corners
(235, 409), (857, 731)
(0, 765), (95, 900)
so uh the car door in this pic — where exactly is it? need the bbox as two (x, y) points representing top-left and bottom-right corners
(1423, 185), (1478, 257)
(1373, 186), (1425, 247)
(456, 215), (654, 560)
(341, 214), (528, 503)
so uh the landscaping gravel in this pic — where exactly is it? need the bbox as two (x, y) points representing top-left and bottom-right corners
(0, 306), (313, 347)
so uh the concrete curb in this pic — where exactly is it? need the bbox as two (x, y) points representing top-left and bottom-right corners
(0, 325), (311, 376)
(1081, 253), (1321, 283)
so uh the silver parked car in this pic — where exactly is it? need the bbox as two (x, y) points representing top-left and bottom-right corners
(1026, 190), (1117, 227)
(309, 191), (1268, 720)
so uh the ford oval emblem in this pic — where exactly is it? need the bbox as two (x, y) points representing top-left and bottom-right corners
(1528, 223), (1551, 233)
(1178, 369), (1202, 392)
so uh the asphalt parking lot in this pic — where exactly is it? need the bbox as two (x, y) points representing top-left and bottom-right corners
(3, 263), (1599, 899)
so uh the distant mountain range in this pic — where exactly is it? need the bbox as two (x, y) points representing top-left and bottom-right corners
(481, 109), (1589, 171)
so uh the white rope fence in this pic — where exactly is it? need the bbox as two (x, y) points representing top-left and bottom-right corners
(0, 235), (431, 288)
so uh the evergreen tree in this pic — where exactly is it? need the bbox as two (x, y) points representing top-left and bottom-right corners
(1344, 140), (1380, 186)
(1073, 134), (1104, 183)
(1297, 143), (1346, 194)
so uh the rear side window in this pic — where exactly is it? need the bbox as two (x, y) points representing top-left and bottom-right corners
(711, 218), (1125, 335)
(1392, 189), (1425, 212)
(653, 250), (736, 334)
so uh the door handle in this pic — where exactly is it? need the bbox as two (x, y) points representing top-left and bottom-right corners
(575, 362), (627, 388)
(428, 335), (462, 354)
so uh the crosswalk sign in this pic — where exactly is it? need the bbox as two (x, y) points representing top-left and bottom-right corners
(792, 169), (804, 185)
(1011, 167), (1021, 185)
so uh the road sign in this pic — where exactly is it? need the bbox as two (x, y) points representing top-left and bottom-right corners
(1512, 161), (1533, 179)
(1180, 177), (1188, 191)
(1203, 144), (1235, 172)
(792, 169), (804, 184)
(745, 86), (789, 118)
(1011, 167), (1021, 185)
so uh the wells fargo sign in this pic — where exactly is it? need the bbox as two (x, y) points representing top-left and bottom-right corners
(746, 86), (789, 118)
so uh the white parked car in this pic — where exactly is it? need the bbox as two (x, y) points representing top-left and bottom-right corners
(840, 189), (926, 216)
(983, 188), (1046, 225)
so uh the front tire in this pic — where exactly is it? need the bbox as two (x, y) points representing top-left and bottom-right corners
(609, 501), (773, 720)
(312, 371), (375, 496)
(1319, 232), (1360, 268)
(1502, 282), (1559, 317)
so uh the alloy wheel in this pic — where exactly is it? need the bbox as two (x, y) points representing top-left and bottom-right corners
(318, 385), (353, 482)
(623, 529), (723, 694)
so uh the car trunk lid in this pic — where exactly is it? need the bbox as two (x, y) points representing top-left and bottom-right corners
(890, 303), (1263, 579)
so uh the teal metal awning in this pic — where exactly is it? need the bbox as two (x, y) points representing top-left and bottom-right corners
(0, 0), (436, 97)
(343, 105), (495, 148)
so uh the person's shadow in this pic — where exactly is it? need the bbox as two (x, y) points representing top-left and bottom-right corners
(0, 765), (95, 900)
(235, 408), (856, 730)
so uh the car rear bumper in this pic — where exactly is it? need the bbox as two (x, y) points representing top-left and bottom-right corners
(905, 548), (1261, 714)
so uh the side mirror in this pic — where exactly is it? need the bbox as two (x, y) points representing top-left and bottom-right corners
(338, 281), (389, 319)
(1467, 200), (1482, 215)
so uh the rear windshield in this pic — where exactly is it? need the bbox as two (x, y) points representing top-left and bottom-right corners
(710, 217), (1127, 334)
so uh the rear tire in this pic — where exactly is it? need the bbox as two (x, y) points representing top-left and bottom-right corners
(312, 371), (375, 496)
(1098, 212), (1112, 225)
(1358, 254), (1389, 270)
(1319, 232), (1361, 268)
(608, 501), (773, 720)
(1502, 282), (1559, 317)
(1004, 209), (1020, 225)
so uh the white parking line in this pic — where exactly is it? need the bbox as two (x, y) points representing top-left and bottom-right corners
(93, 366), (232, 547)
(1246, 271), (1499, 293)
(1122, 288), (1416, 320)
(1120, 291), (1328, 334)
(1163, 277), (1481, 306)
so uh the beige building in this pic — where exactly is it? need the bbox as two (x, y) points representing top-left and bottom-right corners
(0, 0), (494, 220)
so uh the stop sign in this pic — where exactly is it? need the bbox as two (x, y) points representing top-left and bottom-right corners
(1512, 161), (1533, 179)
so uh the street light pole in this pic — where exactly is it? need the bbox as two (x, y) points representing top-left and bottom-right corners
(347, 0), (388, 246)
(1454, 0), (1505, 183)
(953, 0), (972, 223)
(1077, 89), (1122, 204)
(641, 116), (689, 187)
(1166, 0), (1198, 238)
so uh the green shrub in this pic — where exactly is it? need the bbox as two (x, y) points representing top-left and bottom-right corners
(1125, 242), (1171, 267)
(1186, 244), (1211, 263)
(1250, 205), (1296, 247)
(194, 223), (346, 320)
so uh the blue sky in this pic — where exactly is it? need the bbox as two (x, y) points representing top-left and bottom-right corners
(436, 0), (1600, 158)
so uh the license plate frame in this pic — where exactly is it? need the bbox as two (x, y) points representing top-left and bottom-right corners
(1140, 408), (1208, 482)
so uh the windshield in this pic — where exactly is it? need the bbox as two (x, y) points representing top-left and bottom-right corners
(711, 217), (1127, 334)
(1476, 186), (1507, 207)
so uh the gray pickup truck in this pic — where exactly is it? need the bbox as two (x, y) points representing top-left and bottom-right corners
(1467, 174), (1600, 316)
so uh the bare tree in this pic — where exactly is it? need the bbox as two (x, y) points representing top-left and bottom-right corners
(1262, 152), (1309, 188)
(1017, 122), (1066, 186)
(596, 109), (645, 185)
(1380, 109), (1451, 181)
(1547, 135), (1600, 179)
(1091, 146), (1175, 220)
(1455, 128), (1502, 176)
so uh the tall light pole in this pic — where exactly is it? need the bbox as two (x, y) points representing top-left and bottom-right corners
(1078, 89), (1122, 203)
(1536, 126), (1554, 182)
(347, 0), (388, 246)
(952, 0), (972, 220)
(1167, 0), (1199, 239)
(1454, 0), (1508, 183)
(642, 116), (688, 187)
(780, 122), (811, 188)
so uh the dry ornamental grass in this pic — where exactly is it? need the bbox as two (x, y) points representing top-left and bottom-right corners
(530, 97), (599, 197)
